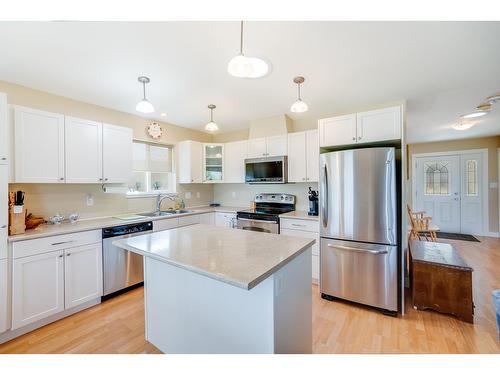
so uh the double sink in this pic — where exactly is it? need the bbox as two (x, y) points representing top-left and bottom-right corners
(138, 209), (194, 217)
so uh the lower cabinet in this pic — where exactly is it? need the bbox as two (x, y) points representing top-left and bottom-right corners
(280, 218), (320, 284)
(0, 259), (8, 334)
(11, 241), (102, 330)
(199, 212), (215, 225)
(64, 243), (103, 309)
(178, 215), (200, 227)
(215, 212), (237, 228)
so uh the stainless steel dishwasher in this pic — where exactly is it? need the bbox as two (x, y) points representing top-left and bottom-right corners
(102, 221), (153, 297)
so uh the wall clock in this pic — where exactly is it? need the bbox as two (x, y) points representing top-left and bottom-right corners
(147, 122), (163, 139)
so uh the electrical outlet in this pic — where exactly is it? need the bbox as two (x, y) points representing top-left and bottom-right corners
(196, 192), (200, 199)
(86, 194), (94, 206)
(231, 191), (236, 199)
(185, 192), (191, 199)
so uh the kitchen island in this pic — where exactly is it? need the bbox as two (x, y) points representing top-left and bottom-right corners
(113, 224), (314, 354)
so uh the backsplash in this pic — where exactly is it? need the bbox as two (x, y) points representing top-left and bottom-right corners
(9, 183), (214, 220)
(213, 182), (319, 211)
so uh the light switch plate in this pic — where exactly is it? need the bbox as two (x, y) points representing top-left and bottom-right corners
(185, 191), (191, 199)
(231, 192), (236, 199)
(86, 194), (94, 206)
(489, 182), (498, 189)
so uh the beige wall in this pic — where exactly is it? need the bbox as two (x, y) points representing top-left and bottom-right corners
(1, 80), (214, 219)
(408, 135), (500, 234)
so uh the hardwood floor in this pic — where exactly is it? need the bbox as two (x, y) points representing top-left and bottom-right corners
(1, 236), (499, 354)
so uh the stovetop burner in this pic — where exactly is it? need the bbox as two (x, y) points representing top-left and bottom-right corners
(236, 193), (296, 221)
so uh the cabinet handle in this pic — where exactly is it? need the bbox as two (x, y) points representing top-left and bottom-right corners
(51, 240), (75, 246)
(291, 223), (306, 227)
(59, 177), (64, 181)
(99, 178), (103, 181)
(0, 157), (6, 160)
(58, 254), (64, 258)
(104, 178), (108, 181)
(66, 253), (71, 256)
(352, 137), (355, 141)
(1, 225), (6, 229)
(358, 136), (362, 140)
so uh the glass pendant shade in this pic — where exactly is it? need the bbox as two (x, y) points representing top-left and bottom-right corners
(290, 99), (309, 113)
(205, 121), (219, 132)
(135, 99), (155, 114)
(227, 54), (269, 78)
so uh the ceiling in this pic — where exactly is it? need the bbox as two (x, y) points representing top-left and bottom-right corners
(0, 21), (499, 143)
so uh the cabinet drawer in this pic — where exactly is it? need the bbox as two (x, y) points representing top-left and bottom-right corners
(280, 228), (319, 256)
(178, 215), (200, 227)
(280, 218), (319, 233)
(153, 217), (179, 232)
(12, 230), (101, 259)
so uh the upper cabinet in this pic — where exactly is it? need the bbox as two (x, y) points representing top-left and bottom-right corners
(14, 106), (133, 184)
(224, 140), (247, 183)
(203, 143), (224, 183)
(102, 123), (133, 183)
(0, 93), (7, 165)
(247, 135), (287, 158)
(14, 106), (65, 183)
(65, 117), (103, 183)
(319, 105), (402, 148)
(287, 129), (319, 182)
(178, 140), (203, 184)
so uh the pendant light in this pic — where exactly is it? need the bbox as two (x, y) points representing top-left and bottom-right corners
(205, 104), (219, 132)
(136, 76), (155, 114)
(227, 21), (269, 79)
(290, 76), (309, 113)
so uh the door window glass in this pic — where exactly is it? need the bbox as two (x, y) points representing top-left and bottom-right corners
(466, 160), (478, 196)
(424, 162), (449, 195)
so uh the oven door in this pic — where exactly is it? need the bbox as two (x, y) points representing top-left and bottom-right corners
(237, 218), (279, 234)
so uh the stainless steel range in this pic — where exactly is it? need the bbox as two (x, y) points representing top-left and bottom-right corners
(236, 193), (295, 234)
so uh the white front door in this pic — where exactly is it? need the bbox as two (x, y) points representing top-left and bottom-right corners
(415, 155), (461, 232)
(414, 152), (485, 235)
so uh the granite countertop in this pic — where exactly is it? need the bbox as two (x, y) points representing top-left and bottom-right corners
(7, 206), (245, 242)
(113, 224), (315, 290)
(279, 210), (319, 221)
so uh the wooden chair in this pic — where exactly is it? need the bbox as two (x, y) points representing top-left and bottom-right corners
(407, 204), (439, 242)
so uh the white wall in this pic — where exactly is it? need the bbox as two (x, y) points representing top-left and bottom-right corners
(213, 182), (318, 211)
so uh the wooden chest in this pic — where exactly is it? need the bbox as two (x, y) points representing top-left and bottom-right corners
(409, 240), (474, 323)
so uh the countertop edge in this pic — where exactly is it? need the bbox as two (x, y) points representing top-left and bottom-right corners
(112, 236), (315, 290)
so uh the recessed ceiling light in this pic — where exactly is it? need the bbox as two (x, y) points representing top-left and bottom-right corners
(459, 110), (489, 119)
(160, 113), (167, 117)
(452, 122), (475, 131)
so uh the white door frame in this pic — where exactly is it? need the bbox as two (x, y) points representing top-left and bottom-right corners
(412, 148), (489, 236)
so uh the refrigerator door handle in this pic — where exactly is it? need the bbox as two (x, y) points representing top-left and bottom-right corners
(327, 243), (388, 255)
(321, 164), (328, 227)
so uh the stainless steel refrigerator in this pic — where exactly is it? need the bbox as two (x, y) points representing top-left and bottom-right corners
(319, 147), (398, 313)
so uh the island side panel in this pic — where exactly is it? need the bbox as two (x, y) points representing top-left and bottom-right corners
(144, 257), (275, 354)
(273, 247), (312, 354)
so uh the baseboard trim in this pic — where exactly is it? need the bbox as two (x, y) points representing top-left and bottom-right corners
(0, 298), (101, 345)
(485, 232), (499, 238)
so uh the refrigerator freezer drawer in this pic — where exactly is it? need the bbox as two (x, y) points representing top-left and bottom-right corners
(320, 238), (398, 311)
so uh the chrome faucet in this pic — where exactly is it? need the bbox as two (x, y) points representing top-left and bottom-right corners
(155, 193), (179, 214)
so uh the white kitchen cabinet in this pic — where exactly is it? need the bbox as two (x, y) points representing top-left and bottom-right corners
(319, 105), (402, 147)
(64, 243), (103, 309)
(0, 259), (7, 333)
(319, 114), (356, 148)
(224, 140), (248, 183)
(306, 130), (319, 182)
(0, 92), (7, 165)
(287, 130), (319, 183)
(356, 105), (402, 144)
(280, 218), (320, 284)
(102, 123), (133, 183)
(247, 135), (287, 158)
(178, 215), (200, 227)
(215, 212), (237, 228)
(153, 217), (179, 232)
(14, 106), (65, 183)
(12, 250), (65, 329)
(203, 144), (224, 183)
(178, 140), (203, 184)
(199, 212), (215, 225)
(0, 165), (7, 259)
(65, 116), (103, 183)
(247, 138), (267, 158)
(266, 135), (288, 157)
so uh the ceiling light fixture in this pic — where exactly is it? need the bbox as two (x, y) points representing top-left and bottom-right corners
(486, 93), (500, 105)
(136, 76), (155, 114)
(460, 110), (489, 119)
(205, 104), (219, 132)
(452, 121), (475, 131)
(290, 76), (309, 113)
(160, 112), (167, 117)
(227, 21), (269, 79)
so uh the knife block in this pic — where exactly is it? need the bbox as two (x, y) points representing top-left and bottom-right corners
(9, 205), (26, 235)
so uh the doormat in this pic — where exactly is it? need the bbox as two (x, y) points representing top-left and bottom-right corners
(436, 232), (480, 242)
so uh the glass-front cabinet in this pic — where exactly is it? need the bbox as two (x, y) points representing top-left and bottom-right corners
(203, 143), (224, 182)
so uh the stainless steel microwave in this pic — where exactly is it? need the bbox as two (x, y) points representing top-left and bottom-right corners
(245, 156), (288, 184)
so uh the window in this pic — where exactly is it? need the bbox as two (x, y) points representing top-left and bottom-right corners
(424, 161), (449, 195)
(466, 160), (478, 196)
(127, 141), (176, 196)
